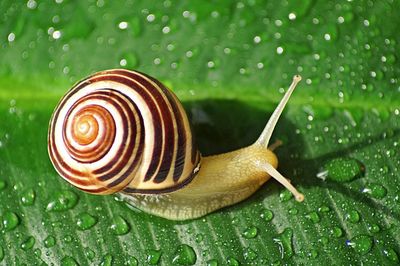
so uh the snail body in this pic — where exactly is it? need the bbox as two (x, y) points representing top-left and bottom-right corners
(48, 69), (304, 221)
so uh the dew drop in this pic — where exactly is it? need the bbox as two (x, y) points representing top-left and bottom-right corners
(118, 21), (128, 30)
(323, 158), (363, 182)
(305, 211), (320, 224)
(318, 205), (330, 213)
(21, 189), (36, 206)
(308, 249), (318, 258)
(0, 180), (6, 190)
(84, 247), (95, 261)
(260, 209), (274, 222)
(76, 213), (97, 230)
(64, 235), (73, 243)
(346, 235), (373, 255)
(2, 211), (20, 231)
(0, 246), (4, 262)
(288, 208), (298, 215)
(110, 215), (130, 235)
(206, 259), (218, 266)
(367, 223), (380, 234)
(46, 190), (79, 212)
(279, 190), (293, 202)
(226, 257), (240, 266)
(231, 217), (239, 225)
(125, 256), (138, 266)
(129, 17), (142, 37)
(243, 247), (257, 261)
(147, 249), (162, 265)
(242, 226), (258, 239)
(119, 52), (139, 68)
(195, 233), (204, 243)
(21, 236), (35, 250)
(99, 254), (113, 266)
(61, 256), (79, 266)
(361, 183), (387, 199)
(61, 13), (95, 41)
(44, 236), (56, 248)
(172, 244), (196, 265)
(345, 210), (360, 223)
(383, 248), (399, 262)
(330, 226), (343, 238)
(273, 228), (294, 259)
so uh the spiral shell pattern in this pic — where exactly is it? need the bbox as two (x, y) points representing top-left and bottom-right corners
(48, 69), (201, 194)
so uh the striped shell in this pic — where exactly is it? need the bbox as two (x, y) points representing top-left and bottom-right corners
(48, 69), (201, 194)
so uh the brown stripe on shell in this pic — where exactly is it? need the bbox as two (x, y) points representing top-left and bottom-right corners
(107, 70), (175, 184)
(63, 101), (116, 163)
(90, 72), (165, 182)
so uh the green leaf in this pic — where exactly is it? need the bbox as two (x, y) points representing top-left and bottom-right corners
(0, 0), (400, 265)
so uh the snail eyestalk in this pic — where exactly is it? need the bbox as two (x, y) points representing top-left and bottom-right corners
(256, 75), (302, 148)
(262, 163), (304, 202)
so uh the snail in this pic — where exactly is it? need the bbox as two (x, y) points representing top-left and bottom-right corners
(48, 69), (304, 221)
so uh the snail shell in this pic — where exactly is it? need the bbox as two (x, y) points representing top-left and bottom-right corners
(48, 69), (200, 194)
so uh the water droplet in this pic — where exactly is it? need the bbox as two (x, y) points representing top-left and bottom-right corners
(34, 248), (41, 257)
(118, 21), (128, 30)
(308, 249), (318, 258)
(305, 211), (320, 223)
(273, 228), (294, 259)
(346, 235), (373, 255)
(206, 259), (218, 266)
(172, 244), (196, 265)
(226, 257), (240, 266)
(345, 210), (360, 223)
(76, 213), (97, 230)
(119, 51), (139, 68)
(319, 236), (329, 245)
(125, 256), (138, 266)
(61, 256), (79, 266)
(195, 233), (204, 243)
(243, 247), (257, 261)
(21, 189), (35, 206)
(279, 190), (293, 202)
(367, 223), (380, 233)
(61, 12), (95, 41)
(260, 209), (274, 221)
(242, 226), (258, 239)
(318, 205), (330, 213)
(383, 248), (399, 262)
(0, 246), (4, 262)
(323, 158), (363, 182)
(46, 190), (79, 212)
(129, 17), (142, 37)
(231, 217), (239, 225)
(0, 180), (6, 190)
(330, 226), (343, 238)
(21, 236), (35, 250)
(361, 183), (387, 199)
(288, 208), (298, 215)
(64, 235), (73, 243)
(110, 215), (130, 235)
(99, 254), (113, 266)
(2, 211), (20, 231)
(44, 236), (56, 248)
(84, 247), (95, 261)
(147, 249), (162, 265)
